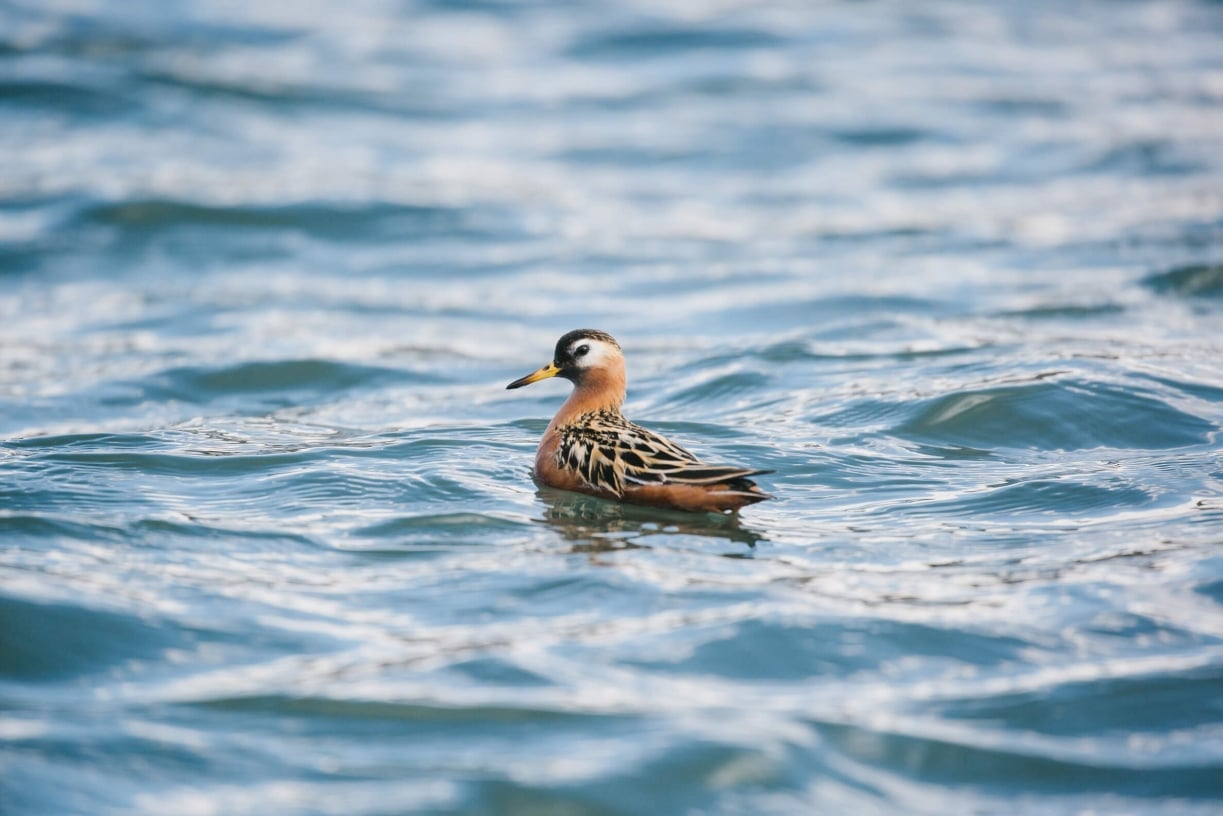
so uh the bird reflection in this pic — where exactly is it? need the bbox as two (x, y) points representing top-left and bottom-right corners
(534, 486), (766, 554)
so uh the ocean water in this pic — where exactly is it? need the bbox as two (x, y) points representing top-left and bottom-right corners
(2, 0), (1223, 813)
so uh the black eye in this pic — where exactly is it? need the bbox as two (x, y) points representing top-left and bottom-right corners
(574, 344), (590, 358)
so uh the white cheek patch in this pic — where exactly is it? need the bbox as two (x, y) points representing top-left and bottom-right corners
(570, 340), (613, 368)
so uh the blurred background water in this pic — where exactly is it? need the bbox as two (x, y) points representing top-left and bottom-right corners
(2, 0), (1223, 813)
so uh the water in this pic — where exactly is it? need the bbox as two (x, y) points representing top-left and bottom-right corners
(2, 0), (1223, 813)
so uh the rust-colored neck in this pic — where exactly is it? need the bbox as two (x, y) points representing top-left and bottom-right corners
(549, 362), (626, 429)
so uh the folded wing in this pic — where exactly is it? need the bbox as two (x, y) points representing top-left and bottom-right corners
(557, 412), (772, 499)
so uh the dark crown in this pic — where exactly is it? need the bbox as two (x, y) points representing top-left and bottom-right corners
(554, 329), (619, 364)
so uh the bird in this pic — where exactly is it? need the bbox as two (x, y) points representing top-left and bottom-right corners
(506, 329), (773, 513)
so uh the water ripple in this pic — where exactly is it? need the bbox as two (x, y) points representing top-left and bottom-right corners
(3, 0), (1223, 813)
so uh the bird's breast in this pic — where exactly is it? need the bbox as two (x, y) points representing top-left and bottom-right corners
(534, 428), (580, 492)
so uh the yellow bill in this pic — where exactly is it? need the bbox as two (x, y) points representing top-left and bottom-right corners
(506, 361), (561, 390)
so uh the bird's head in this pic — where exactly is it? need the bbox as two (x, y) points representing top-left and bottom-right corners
(506, 329), (624, 390)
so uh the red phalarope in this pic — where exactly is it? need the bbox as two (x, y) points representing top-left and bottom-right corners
(507, 329), (773, 513)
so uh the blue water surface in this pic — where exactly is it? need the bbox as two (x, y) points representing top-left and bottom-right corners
(2, 0), (1223, 813)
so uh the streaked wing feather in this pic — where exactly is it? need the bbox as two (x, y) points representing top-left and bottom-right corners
(557, 410), (769, 496)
